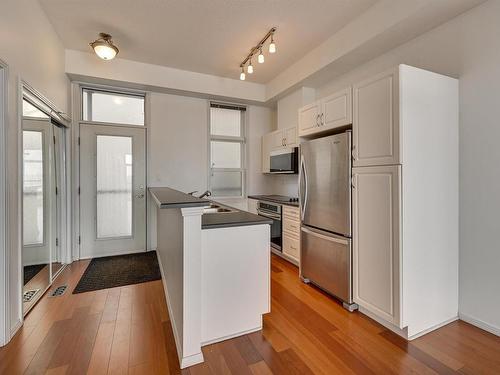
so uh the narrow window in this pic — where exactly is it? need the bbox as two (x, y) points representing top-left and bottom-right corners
(209, 104), (246, 197)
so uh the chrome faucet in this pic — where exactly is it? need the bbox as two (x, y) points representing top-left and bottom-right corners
(199, 190), (212, 199)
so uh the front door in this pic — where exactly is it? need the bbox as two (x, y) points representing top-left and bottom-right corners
(80, 124), (146, 258)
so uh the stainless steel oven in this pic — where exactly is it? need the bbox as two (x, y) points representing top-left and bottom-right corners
(257, 201), (282, 251)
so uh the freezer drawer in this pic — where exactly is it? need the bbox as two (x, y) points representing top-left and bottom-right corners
(300, 225), (352, 303)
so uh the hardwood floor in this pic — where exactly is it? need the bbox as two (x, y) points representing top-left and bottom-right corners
(1, 254), (500, 374)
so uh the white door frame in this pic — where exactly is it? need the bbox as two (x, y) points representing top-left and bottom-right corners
(0, 60), (9, 346)
(14, 81), (71, 339)
(71, 82), (149, 261)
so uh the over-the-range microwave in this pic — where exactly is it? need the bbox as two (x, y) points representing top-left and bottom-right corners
(270, 147), (299, 174)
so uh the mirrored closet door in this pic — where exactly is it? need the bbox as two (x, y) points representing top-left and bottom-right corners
(22, 98), (67, 315)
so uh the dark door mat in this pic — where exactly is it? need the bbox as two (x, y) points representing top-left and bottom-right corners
(73, 251), (161, 294)
(24, 264), (47, 285)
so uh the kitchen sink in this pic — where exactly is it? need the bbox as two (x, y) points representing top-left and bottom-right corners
(203, 204), (235, 214)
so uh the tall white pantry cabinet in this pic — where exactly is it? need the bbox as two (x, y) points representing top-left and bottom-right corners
(351, 65), (459, 339)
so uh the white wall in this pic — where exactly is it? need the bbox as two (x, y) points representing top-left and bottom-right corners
(313, 0), (500, 335)
(147, 91), (275, 248)
(148, 92), (274, 194)
(0, 0), (69, 339)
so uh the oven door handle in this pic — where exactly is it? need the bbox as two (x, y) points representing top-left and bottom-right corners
(257, 209), (281, 221)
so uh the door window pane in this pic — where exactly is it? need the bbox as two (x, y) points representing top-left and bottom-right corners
(23, 131), (44, 245)
(23, 100), (49, 118)
(210, 107), (241, 137)
(83, 89), (144, 126)
(210, 141), (241, 168)
(210, 171), (242, 197)
(97, 135), (133, 238)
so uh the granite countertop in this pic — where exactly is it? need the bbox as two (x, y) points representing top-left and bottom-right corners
(248, 195), (300, 207)
(149, 187), (210, 208)
(202, 209), (272, 230)
(149, 187), (272, 229)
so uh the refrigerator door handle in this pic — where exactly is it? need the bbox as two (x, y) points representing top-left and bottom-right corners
(299, 154), (308, 220)
(301, 226), (349, 245)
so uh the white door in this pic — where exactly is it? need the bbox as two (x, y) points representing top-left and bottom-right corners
(298, 102), (320, 136)
(22, 119), (56, 277)
(352, 165), (401, 326)
(80, 124), (146, 258)
(322, 87), (352, 131)
(284, 126), (298, 147)
(272, 129), (284, 149)
(353, 68), (400, 167)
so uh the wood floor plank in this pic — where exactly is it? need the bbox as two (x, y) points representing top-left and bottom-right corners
(2, 254), (500, 375)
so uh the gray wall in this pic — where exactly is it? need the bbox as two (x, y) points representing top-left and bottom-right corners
(314, 0), (500, 334)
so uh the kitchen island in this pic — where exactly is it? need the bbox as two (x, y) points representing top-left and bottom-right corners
(149, 187), (271, 368)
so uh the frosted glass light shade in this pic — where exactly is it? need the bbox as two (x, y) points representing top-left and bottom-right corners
(93, 43), (118, 60)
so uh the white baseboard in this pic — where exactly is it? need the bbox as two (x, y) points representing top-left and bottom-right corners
(9, 318), (22, 339)
(459, 313), (500, 337)
(155, 251), (204, 369)
(201, 324), (262, 346)
(358, 307), (458, 340)
(407, 316), (458, 340)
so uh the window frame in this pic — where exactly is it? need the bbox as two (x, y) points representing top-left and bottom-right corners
(208, 103), (247, 198)
(81, 87), (146, 127)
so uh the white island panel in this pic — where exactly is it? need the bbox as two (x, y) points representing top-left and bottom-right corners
(201, 224), (270, 344)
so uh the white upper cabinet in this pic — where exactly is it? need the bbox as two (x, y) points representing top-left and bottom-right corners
(298, 102), (320, 136)
(271, 126), (298, 150)
(298, 87), (352, 137)
(353, 68), (400, 167)
(352, 165), (401, 327)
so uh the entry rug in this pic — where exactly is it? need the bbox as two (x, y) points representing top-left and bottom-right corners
(73, 251), (161, 294)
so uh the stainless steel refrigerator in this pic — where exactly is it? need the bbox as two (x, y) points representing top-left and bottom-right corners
(299, 131), (357, 311)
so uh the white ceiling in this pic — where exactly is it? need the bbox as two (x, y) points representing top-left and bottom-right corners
(39, 0), (378, 83)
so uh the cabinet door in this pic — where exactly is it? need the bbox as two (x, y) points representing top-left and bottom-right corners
(353, 68), (400, 167)
(284, 126), (298, 147)
(298, 102), (320, 136)
(272, 129), (285, 149)
(352, 165), (401, 326)
(321, 87), (352, 130)
(261, 133), (272, 173)
(283, 234), (300, 263)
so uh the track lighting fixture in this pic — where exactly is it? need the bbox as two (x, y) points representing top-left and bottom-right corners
(248, 60), (254, 74)
(269, 34), (276, 53)
(258, 48), (265, 64)
(238, 27), (277, 80)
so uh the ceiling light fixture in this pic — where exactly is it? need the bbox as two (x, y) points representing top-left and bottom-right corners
(90, 32), (119, 60)
(239, 27), (277, 80)
(269, 34), (276, 54)
(247, 60), (254, 74)
(258, 48), (265, 64)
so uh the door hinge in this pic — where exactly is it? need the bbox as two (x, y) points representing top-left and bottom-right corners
(55, 186), (58, 195)
(78, 236), (81, 245)
(78, 137), (80, 146)
(53, 135), (56, 144)
(78, 187), (80, 195)
(56, 238), (59, 246)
